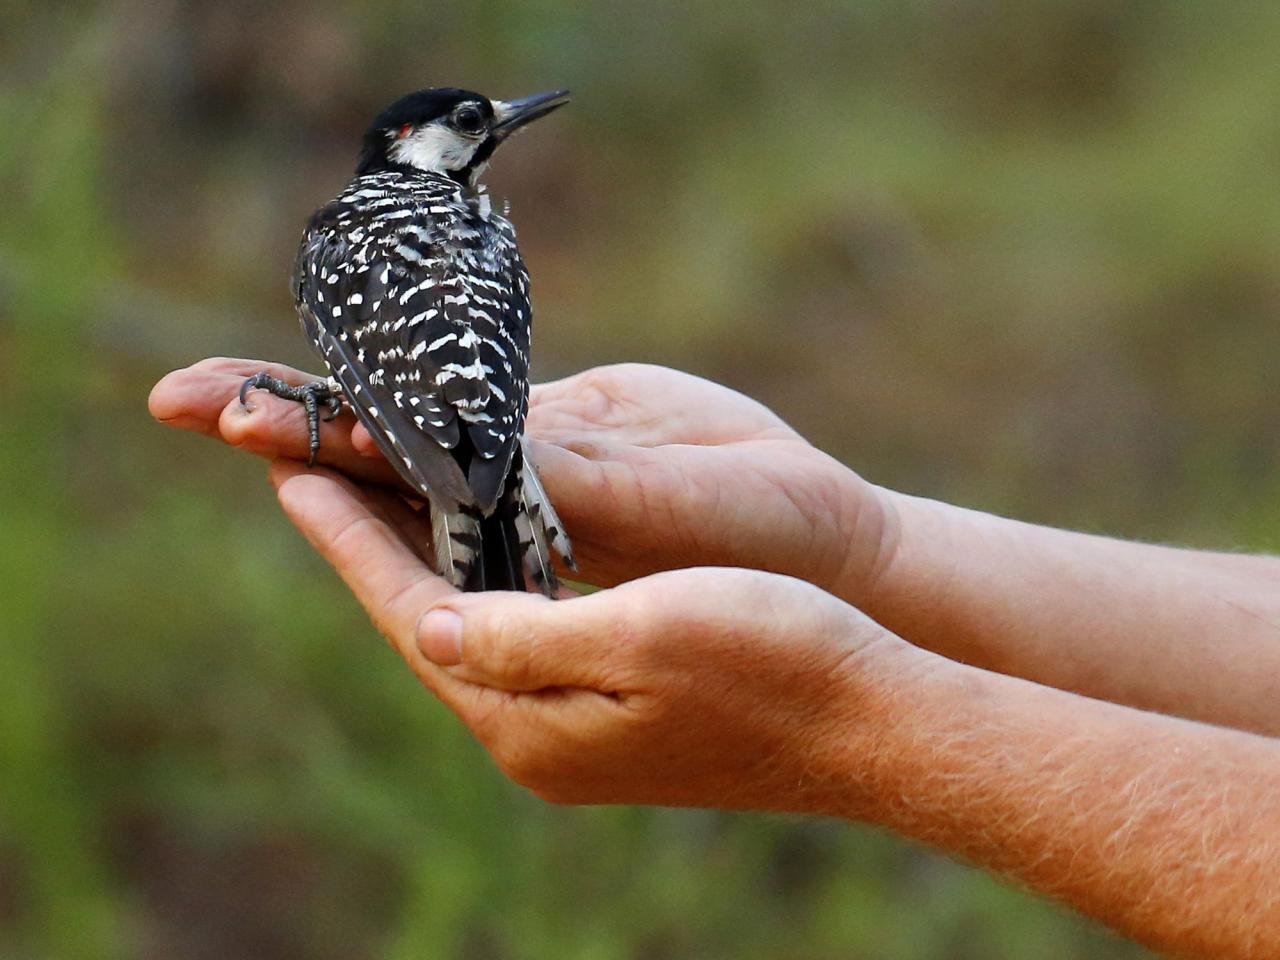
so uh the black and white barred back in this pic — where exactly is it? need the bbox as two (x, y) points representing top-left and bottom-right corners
(295, 168), (572, 594)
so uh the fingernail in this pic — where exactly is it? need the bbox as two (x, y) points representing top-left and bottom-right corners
(417, 609), (463, 665)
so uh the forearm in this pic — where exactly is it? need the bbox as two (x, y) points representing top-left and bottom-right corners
(829, 646), (1280, 958)
(848, 486), (1280, 734)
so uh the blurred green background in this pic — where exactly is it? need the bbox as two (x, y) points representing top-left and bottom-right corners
(3, 0), (1279, 956)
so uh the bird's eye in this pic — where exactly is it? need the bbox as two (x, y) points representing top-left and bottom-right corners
(396, 123), (413, 139)
(452, 105), (486, 135)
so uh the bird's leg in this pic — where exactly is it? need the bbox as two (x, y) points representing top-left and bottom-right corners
(239, 372), (344, 467)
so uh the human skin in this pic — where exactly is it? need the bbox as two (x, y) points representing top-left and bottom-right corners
(151, 359), (1280, 734)
(149, 358), (1280, 956)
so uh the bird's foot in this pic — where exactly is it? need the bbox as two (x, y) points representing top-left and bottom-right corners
(239, 372), (343, 467)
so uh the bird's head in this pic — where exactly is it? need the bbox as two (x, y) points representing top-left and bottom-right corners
(356, 86), (570, 188)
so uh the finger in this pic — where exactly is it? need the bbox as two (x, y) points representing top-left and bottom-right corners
(416, 585), (640, 693)
(221, 390), (402, 486)
(269, 460), (529, 734)
(149, 357), (403, 485)
(350, 422), (381, 458)
(269, 461), (457, 657)
(526, 368), (662, 442)
(149, 357), (319, 434)
(523, 438), (693, 587)
(528, 364), (784, 448)
(270, 459), (638, 764)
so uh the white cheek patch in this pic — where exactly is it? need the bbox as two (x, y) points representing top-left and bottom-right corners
(390, 124), (480, 172)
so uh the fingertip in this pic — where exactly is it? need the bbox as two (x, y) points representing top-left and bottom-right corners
(417, 608), (464, 665)
(522, 435), (555, 460)
(217, 391), (268, 444)
(524, 436), (587, 473)
(149, 368), (229, 438)
(146, 372), (179, 421)
(272, 461), (359, 498)
(271, 468), (326, 521)
(351, 423), (380, 457)
(272, 463), (362, 520)
(268, 458), (310, 490)
(148, 366), (207, 423)
(522, 438), (615, 516)
(272, 469), (372, 555)
(421, 591), (554, 681)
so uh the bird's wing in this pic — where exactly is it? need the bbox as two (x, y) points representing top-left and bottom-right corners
(459, 213), (533, 509)
(294, 190), (529, 514)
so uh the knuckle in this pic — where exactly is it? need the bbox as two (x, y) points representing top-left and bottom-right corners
(583, 594), (649, 682)
(488, 617), (537, 685)
(603, 594), (644, 653)
(377, 570), (433, 628)
(324, 514), (385, 568)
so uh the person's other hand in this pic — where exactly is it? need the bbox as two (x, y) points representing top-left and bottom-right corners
(517, 364), (894, 599)
(150, 359), (896, 601)
(267, 459), (908, 810)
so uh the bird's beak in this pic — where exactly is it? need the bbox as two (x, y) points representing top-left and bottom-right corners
(491, 89), (571, 138)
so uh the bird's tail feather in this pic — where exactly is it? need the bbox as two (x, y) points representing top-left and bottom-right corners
(513, 494), (556, 595)
(478, 500), (524, 592)
(432, 498), (532, 593)
(430, 449), (574, 597)
(519, 442), (575, 571)
(432, 507), (482, 591)
(515, 454), (576, 597)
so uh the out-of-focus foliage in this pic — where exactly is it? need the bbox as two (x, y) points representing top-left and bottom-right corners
(2, 0), (1277, 956)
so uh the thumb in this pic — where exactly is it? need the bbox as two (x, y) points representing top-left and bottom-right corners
(416, 589), (634, 693)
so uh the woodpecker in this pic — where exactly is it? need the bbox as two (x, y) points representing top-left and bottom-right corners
(241, 86), (574, 595)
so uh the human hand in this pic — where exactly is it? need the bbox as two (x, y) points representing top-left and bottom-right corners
(149, 359), (897, 602)
(518, 364), (896, 601)
(148, 357), (405, 488)
(266, 458), (908, 810)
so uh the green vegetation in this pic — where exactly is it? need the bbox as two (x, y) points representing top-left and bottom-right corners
(4, 2), (1278, 955)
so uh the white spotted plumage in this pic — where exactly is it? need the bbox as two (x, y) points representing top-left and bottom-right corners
(292, 166), (571, 594)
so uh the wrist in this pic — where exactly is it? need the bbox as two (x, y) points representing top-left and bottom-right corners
(822, 466), (909, 610)
(793, 611), (954, 820)
(836, 486), (976, 646)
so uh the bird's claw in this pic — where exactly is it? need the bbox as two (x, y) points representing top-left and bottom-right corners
(238, 371), (339, 467)
(238, 371), (273, 409)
